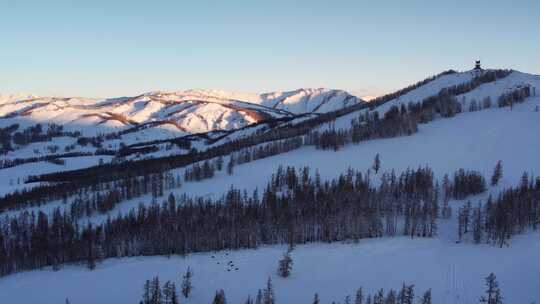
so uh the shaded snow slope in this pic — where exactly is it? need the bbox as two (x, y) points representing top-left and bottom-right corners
(3, 69), (539, 202)
(11, 84), (540, 225)
(1, 70), (540, 304)
(0, 233), (538, 304)
(99, 94), (540, 217)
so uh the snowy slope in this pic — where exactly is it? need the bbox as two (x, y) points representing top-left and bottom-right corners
(0, 233), (538, 304)
(1, 69), (540, 304)
(102, 70), (540, 210)
(80, 92), (540, 219)
(0, 88), (362, 173)
(4, 69), (540, 221)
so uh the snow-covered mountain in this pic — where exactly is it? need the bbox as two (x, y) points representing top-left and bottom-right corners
(0, 88), (361, 136)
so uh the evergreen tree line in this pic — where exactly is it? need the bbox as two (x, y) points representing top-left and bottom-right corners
(458, 172), (540, 247)
(308, 104), (418, 151)
(0, 165), (446, 276)
(184, 159), (218, 182)
(0, 142), (162, 170)
(309, 70), (515, 151)
(0, 163), (496, 277)
(0, 123), (81, 153)
(229, 137), (304, 167)
(2, 70), (510, 211)
(0, 151), (99, 170)
(68, 170), (180, 218)
(138, 267), (193, 304)
(496, 86), (531, 108)
(325, 272), (504, 304)
(140, 276), (179, 304)
(184, 137), (303, 181)
(448, 169), (487, 200)
(328, 284), (425, 304)
(367, 69), (457, 107)
(138, 272), (506, 304)
(0, 159), (183, 213)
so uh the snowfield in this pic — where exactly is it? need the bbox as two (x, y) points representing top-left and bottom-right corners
(0, 232), (538, 304)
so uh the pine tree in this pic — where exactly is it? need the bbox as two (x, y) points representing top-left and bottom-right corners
(227, 155), (234, 175)
(385, 289), (397, 304)
(398, 284), (414, 304)
(216, 156), (224, 171)
(181, 266), (194, 298)
(212, 289), (227, 304)
(313, 293), (320, 304)
(373, 289), (384, 304)
(482, 96), (493, 109)
(150, 276), (162, 304)
(472, 205), (483, 244)
(480, 273), (503, 304)
(255, 289), (263, 304)
(355, 287), (364, 304)
(277, 251), (293, 278)
(263, 277), (275, 304)
(162, 281), (178, 304)
(142, 279), (152, 304)
(420, 289), (432, 304)
(491, 161), (503, 186)
(373, 153), (381, 174)
(244, 295), (254, 304)
(162, 281), (171, 304)
(170, 283), (179, 304)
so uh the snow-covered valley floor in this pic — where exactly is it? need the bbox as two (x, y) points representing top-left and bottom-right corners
(0, 230), (538, 304)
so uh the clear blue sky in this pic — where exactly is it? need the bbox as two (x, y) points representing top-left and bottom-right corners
(1, 0), (539, 97)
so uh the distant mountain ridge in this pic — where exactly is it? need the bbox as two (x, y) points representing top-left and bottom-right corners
(0, 88), (363, 136)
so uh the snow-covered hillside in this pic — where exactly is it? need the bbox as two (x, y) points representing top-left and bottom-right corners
(1, 68), (540, 304)
(1, 233), (539, 304)
(0, 88), (360, 136)
(14, 70), (539, 221)
(0, 88), (362, 174)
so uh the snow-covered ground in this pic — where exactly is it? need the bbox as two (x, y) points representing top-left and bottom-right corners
(0, 155), (114, 196)
(0, 88), (363, 175)
(1, 231), (538, 304)
(0, 88), (361, 137)
(102, 93), (540, 217)
(1, 69), (540, 304)
(4, 72), (539, 222)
